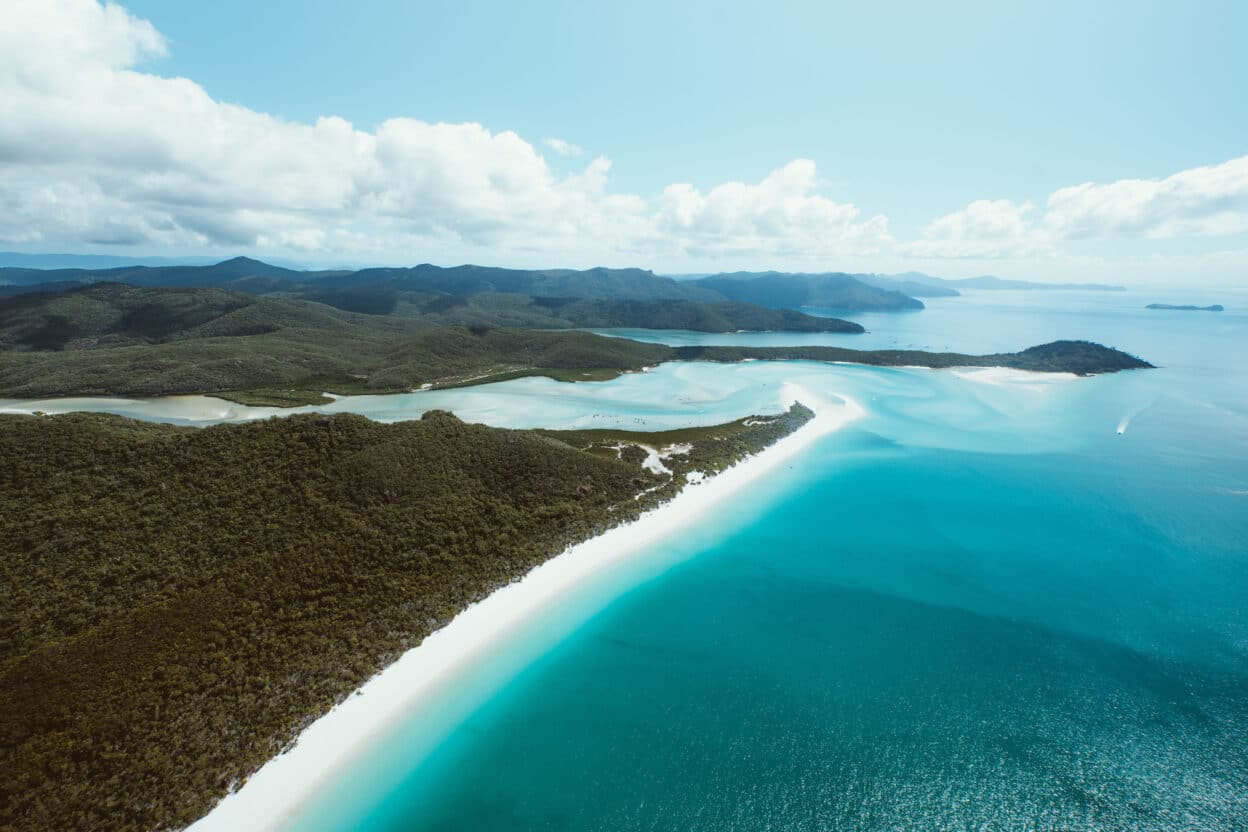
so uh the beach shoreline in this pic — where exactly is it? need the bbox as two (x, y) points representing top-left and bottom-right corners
(185, 383), (864, 832)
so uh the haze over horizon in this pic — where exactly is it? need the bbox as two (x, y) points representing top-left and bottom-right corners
(1, 0), (1245, 287)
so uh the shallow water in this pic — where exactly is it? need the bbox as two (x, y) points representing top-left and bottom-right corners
(12, 288), (1248, 830)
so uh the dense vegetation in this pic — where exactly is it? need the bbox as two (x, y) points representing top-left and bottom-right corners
(0, 258), (718, 301)
(1, 257), (925, 313)
(0, 283), (1151, 406)
(673, 340), (1154, 375)
(0, 404), (812, 831)
(1, 281), (863, 348)
(0, 283), (397, 351)
(0, 286), (1150, 405)
(691, 272), (926, 310)
(336, 293), (865, 332)
(265, 289), (864, 332)
(529, 298), (863, 332)
(0, 291), (673, 402)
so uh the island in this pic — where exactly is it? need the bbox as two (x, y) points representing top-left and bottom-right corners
(1146, 303), (1224, 312)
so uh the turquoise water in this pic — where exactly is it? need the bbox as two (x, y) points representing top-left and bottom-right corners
(274, 289), (1248, 831)
(10, 289), (1247, 829)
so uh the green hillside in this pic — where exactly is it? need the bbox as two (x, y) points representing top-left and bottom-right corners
(0, 257), (927, 312)
(692, 272), (926, 310)
(0, 405), (812, 831)
(0, 283), (381, 351)
(0, 285), (1151, 405)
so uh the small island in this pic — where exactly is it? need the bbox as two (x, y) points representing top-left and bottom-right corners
(1146, 303), (1224, 312)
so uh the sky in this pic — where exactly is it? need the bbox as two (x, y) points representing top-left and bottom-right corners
(1, 0), (1246, 285)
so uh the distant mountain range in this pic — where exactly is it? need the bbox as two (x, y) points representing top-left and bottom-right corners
(0, 257), (1129, 338)
(0, 251), (318, 270)
(0, 257), (920, 314)
(668, 270), (1126, 294)
(690, 272), (926, 310)
(884, 272), (1126, 292)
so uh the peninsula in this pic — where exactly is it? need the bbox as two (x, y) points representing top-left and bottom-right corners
(1, 400), (824, 831)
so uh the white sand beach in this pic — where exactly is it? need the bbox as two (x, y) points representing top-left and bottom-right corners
(949, 367), (1080, 388)
(186, 383), (865, 832)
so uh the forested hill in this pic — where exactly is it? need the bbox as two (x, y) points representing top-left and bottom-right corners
(0, 258), (718, 301)
(412, 296), (864, 333)
(673, 340), (1154, 375)
(0, 284), (1150, 405)
(0, 283), (401, 351)
(0, 257), (926, 313)
(0, 283), (860, 353)
(1, 263), (873, 332)
(322, 264), (721, 300)
(691, 272), (926, 311)
(0, 404), (814, 830)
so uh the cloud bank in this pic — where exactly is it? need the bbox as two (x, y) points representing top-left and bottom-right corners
(1, 0), (1245, 281)
(909, 157), (1248, 261)
(0, 0), (890, 261)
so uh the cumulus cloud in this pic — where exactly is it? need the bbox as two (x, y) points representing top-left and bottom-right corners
(0, 0), (886, 263)
(0, 0), (640, 253)
(543, 138), (584, 157)
(654, 160), (891, 258)
(907, 156), (1248, 260)
(903, 199), (1053, 259)
(1045, 155), (1248, 239)
(2, 1), (1243, 272)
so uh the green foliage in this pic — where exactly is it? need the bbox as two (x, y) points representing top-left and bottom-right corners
(0, 283), (354, 350)
(0, 315), (670, 401)
(0, 406), (811, 831)
(691, 272), (927, 311)
(0, 284), (1149, 406)
(671, 340), (1153, 375)
(497, 298), (863, 332)
(294, 291), (865, 333)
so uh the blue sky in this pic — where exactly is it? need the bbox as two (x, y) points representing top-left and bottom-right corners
(2, 0), (1246, 284)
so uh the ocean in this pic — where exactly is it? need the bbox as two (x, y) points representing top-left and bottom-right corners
(11, 288), (1248, 830)
(274, 287), (1248, 831)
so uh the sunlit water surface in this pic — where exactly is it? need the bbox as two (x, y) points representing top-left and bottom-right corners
(6, 288), (1248, 830)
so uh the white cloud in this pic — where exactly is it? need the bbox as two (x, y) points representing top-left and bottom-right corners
(1, 0), (1244, 281)
(543, 138), (584, 157)
(1045, 155), (1248, 239)
(654, 160), (891, 258)
(907, 157), (1248, 261)
(0, 0), (892, 264)
(904, 199), (1053, 259)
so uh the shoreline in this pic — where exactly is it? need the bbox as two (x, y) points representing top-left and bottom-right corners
(186, 382), (865, 832)
(1, 363), (1069, 426)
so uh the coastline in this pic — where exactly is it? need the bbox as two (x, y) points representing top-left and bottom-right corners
(186, 382), (865, 832)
